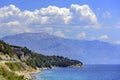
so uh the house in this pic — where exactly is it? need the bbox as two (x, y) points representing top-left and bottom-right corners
(12, 47), (21, 54)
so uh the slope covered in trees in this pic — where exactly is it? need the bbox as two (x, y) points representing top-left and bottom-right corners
(0, 40), (83, 79)
(16, 45), (83, 69)
(0, 40), (14, 57)
(0, 40), (83, 69)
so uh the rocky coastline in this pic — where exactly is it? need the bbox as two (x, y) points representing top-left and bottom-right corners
(28, 64), (83, 80)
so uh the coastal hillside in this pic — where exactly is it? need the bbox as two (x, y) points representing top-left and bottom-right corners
(0, 40), (82, 80)
(2, 32), (120, 64)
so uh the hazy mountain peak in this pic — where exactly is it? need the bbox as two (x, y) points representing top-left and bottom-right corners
(2, 32), (120, 64)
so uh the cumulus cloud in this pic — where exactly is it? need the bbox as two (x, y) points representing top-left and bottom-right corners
(70, 4), (98, 26)
(77, 32), (86, 39)
(98, 35), (109, 40)
(54, 31), (65, 38)
(0, 4), (99, 37)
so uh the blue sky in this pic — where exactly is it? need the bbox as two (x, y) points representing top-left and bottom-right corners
(0, 0), (120, 44)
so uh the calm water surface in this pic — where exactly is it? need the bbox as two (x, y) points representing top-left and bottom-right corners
(33, 65), (120, 80)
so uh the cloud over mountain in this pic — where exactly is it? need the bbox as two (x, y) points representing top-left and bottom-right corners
(0, 4), (99, 37)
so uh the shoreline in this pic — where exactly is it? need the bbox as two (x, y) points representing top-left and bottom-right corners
(28, 65), (83, 80)
(26, 67), (51, 80)
(25, 68), (41, 80)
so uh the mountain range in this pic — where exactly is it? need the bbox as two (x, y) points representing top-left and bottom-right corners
(2, 32), (120, 64)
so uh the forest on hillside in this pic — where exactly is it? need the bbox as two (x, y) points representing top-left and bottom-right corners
(0, 40), (83, 69)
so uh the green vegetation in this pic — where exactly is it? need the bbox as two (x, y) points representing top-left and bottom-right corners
(24, 48), (83, 69)
(0, 56), (2, 60)
(0, 40), (83, 69)
(0, 40), (83, 79)
(5, 62), (25, 71)
(0, 40), (14, 57)
(0, 67), (24, 80)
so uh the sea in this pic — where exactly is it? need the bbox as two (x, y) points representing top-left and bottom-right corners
(33, 65), (120, 80)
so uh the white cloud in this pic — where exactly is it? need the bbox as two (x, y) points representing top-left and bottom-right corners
(0, 5), (20, 18)
(0, 4), (99, 37)
(84, 23), (101, 29)
(77, 32), (86, 39)
(70, 4), (98, 26)
(103, 11), (111, 19)
(37, 6), (71, 24)
(54, 31), (65, 38)
(6, 21), (20, 26)
(98, 35), (109, 40)
(114, 40), (120, 45)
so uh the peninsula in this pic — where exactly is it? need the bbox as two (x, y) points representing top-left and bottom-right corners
(0, 40), (83, 80)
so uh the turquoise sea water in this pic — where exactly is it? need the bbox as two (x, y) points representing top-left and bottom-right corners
(33, 65), (120, 80)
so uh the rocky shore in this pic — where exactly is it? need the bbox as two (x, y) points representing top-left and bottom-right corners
(24, 68), (41, 80)
(26, 67), (52, 80)
(68, 63), (83, 68)
(28, 64), (83, 80)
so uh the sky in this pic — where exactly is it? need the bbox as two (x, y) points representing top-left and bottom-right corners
(0, 0), (120, 44)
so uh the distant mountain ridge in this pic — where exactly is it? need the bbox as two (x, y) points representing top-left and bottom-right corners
(2, 32), (120, 64)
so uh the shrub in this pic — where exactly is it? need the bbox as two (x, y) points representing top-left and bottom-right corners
(0, 67), (24, 80)
(5, 62), (24, 71)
